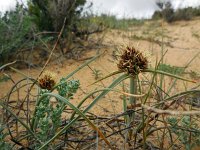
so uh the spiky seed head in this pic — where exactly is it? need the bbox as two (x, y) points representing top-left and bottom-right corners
(117, 46), (148, 75)
(38, 71), (56, 90)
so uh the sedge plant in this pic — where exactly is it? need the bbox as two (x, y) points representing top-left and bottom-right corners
(0, 45), (198, 149)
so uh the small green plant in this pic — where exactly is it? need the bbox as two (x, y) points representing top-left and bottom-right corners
(0, 74), (10, 83)
(31, 71), (80, 149)
(92, 69), (103, 80)
(188, 70), (200, 80)
(192, 32), (200, 40)
(168, 116), (200, 150)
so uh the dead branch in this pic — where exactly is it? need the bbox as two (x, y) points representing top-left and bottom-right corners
(142, 104), (200, 115)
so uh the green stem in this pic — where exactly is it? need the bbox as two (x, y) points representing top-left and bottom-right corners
(160, 20), (164, 101)
(128, 76), (137, 139)
(144, 69), (196, 83)
(122, 81), (128, 124)
(129, 76), (137, 104)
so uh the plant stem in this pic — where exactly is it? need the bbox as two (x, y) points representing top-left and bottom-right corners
(129, 76), (137, 105)
(128, 76), (137, 139)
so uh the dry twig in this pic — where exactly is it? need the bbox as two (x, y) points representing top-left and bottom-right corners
(142, 104), (200, 115)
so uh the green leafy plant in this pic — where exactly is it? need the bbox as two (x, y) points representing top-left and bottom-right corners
(92, 69), (103, 80)
(168, 116), (200, 150)
(31, 75), (80, 149)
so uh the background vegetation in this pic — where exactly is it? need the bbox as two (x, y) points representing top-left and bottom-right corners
(0, 0), (103, 66)
(153, 1), (200, 22)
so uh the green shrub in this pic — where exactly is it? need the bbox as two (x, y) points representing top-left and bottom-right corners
(162, 2), (174, 23)
(174, 7), (193, 21)
(0, 1), (105, 66)
(0, 3), (35, 65)
(154, 2), (200, 22)
(193, 7), (200, 16)
(27, 0), (105, 56)
(28, 0), (86, 32)
(152, 11), (163, 20)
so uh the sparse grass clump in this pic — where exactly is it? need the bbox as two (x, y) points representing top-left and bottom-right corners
(91, 14), (144, 30)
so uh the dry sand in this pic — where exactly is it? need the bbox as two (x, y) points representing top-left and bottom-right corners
(1, 18), (200, 116)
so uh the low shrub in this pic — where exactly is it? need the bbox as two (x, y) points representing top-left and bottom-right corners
(153, 2), (200, 22)
(0, 3), (35, 65)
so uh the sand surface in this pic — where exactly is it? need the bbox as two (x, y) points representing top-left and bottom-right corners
(1, 18), (200, 116)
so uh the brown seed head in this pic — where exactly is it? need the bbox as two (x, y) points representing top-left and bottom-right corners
(38, 71), (56, 90)
(117, 46), (148, 75)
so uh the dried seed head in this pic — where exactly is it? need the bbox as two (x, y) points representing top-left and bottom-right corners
(38, 71), (56, 90)
(117, 46), (148, 75)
